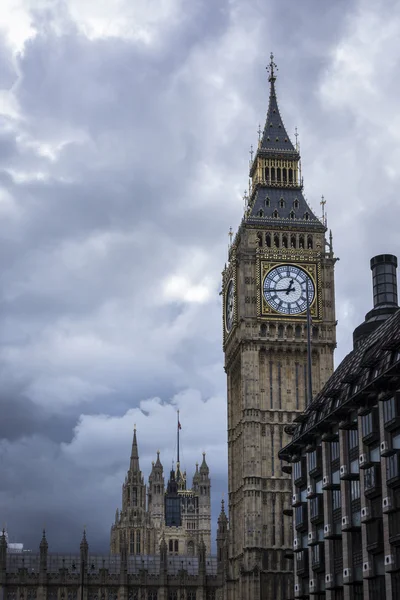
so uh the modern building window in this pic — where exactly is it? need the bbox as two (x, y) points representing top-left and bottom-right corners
(351, 480), (361, 501)
(330, 441), (340, 461)
(348, 428), (359, 450)
(332, 490), (341, 510)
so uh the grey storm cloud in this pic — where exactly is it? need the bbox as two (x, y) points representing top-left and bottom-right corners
(0, 0), (399, 553)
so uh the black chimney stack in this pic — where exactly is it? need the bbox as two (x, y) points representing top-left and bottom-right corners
(353, 254), (399, 349)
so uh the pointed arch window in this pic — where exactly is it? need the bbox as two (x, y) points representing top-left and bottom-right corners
(295, 325), (301, 338)
(279, 198), (285, 209)
(304, 212), (310, 221)
(273, 210), (279, 219)
(136, 531), (141, 554)
(291, 234), (296, 248)
(169, 540), (173, 552)
(307, 235), (313, 249)
(271, 167), (275, 181)
(265, 167), (270, 182)
(282, 234), (288, 248)
(257, 232), (263, 247)
(266, 233), (271, 247)
(283, 168), (287, 183)
(258, 209), (264, 217)
(289, 169), (293, 183)
(130, 531), (135, 554)
(277, 168), (281, 182)
(293, 199), (299, 209)
(274, 233), (279, 247)
(299, 235), (305, 249)
(289, 211), (295, 219)
(265, 197), (270, 207)
(278, 324), (284, 338)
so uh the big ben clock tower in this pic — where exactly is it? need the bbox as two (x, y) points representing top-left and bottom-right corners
(222, 56), (337, 600)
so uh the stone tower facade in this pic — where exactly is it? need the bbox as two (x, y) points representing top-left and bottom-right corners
(110, 428), (212, 556)
(222, 56), (337, 599)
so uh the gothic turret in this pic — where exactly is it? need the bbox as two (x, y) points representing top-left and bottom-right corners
(148, 451), (165, 532)
(217, 499), (228, 575)
(0, 529), (7, 572)
(192, 462), (200, 491)
(39, 530), (48, 572)
(80, 529), (88, 564)
(198, 453), (211, 555)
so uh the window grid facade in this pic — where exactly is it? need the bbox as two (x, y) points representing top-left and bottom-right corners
(280, 310), (400, 599)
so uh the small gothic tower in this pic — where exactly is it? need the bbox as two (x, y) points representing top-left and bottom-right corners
(39, 530), (48, 572)
(80, 529), (88, 565)
(198, 453), (211, 553)
(148, 451), (165, 532)
(222, 55), (337, 599)
(0, 529), (7, 573)
(110, 427), (152, 554)
(216, 499), (228, 576)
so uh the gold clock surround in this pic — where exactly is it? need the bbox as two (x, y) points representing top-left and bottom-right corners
(258, 259), (321, 321)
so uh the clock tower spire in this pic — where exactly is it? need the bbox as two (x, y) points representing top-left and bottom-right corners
(222, 58), (337, 600)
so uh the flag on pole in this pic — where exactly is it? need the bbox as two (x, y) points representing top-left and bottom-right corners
(178, 420), (182, 430)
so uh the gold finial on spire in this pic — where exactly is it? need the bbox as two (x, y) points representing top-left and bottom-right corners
(294, 126), (299, 150)
(134, 423), (136, 432)
(267, 52), (277, 83)
(320, 195), (327, 227)
(228, 227), (233, 247)
(257, 124), (262, 141)
(249, 144), (254, 163)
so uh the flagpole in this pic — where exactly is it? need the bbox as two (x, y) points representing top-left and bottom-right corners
(177, 410), (180, 464)
(306, 276), (313, 407)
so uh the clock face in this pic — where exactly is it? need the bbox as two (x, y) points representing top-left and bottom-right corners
(263, 265), (315, 315)
(225, 280), (234, 332)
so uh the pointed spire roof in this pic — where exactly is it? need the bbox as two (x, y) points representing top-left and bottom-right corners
(155, 450), (162, 468)
(200, 452), (209, 474)
(130, 425), (140, 472)
(245, 55), (325, 230)
(40, 529), (48, 552)
(193, 462), (200, 482)
(80, 528), (88, 552)
(260, 53), (296, 153)
(218, 498), (228, 524)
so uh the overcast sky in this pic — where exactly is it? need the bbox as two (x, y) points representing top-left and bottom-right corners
(0, 0), (399, 553)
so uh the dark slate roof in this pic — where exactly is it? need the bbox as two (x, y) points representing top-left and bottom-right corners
(260, 76), (296, 153)
(280, 308), (400, 456)
(247, 186), (325, 230)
